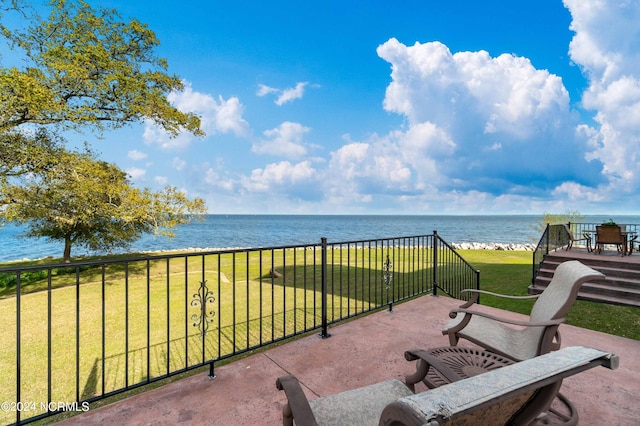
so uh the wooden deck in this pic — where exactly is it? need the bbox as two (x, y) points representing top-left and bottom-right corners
(530, 247), (640, 307)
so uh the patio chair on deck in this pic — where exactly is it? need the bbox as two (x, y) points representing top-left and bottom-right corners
(276, 346), (618, 426)
(562, 224), (591, 251)
(442, 260), (604, 361)
(595, 225), (625, 255)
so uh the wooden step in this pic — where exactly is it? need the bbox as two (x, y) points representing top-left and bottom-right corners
(575, 292), (640, 308)
(528, 283), (640, 307)
(581, 281), (640, 297)
(531, 250), (640, 308)
(529, 281), (640, 300)
(534, 273), (640, 291)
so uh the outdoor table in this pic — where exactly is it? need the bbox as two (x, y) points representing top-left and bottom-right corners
(404, 346), (514, 389)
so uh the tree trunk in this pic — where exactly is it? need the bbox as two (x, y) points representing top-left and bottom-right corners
(63, 236), (72, 263)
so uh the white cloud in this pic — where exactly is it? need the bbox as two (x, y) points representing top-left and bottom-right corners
(154, 176), (168, 186)
(127, 167), (146, 180)
(552, 181), (604, 202)
(127, 149), (148, 160)
(329, 142), (370, 181)
(322, 126), (454, 203)
(210, 96), (251, 136)
(375, 37), (602, 200)
(173, 157), (187, 171)
(243, 161), (317, 192)
(293, 33), (614, 212)
(143, 81), (250, 149)
(565, 0), (640, 193)
(252, 121), (310, 158)
(565, 0), (640, 84)
(377, 38), (571, 139)
(396, 122), (456, 185)
(204, 167), (236, 192)
(183, 1), (639, 214)
(257, 82), (310, 105)
(319, 3), (639, 214)
(257, 84), (278, 97)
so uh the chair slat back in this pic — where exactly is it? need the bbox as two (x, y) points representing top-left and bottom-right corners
(596, 225), (624, 244)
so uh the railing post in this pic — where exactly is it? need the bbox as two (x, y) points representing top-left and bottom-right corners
(545, 223), (550, 254)
(320, 237), (331, 338)
(532, 223), (551, 286)
(16, 273), (21, 426)
(383, 252), (393, 312)
(432, 231), (438, 296)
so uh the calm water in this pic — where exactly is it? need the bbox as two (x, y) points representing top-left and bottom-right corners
(1, 214), (639, 262)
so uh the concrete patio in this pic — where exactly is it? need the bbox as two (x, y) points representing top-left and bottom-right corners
(55, 295), (639, 425)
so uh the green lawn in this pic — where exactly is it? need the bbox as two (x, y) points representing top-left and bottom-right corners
(1, 248), (638, 425)
(0, 246), (428, 424)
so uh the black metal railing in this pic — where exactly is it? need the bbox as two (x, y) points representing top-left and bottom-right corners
(432, 231), (481, 301)
(532, 223), (567, 284)
(0, 232), (478, 425)
(568, 222), (639, 240)
(531, 222), (640, 284)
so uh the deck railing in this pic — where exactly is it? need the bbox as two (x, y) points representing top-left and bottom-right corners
(532, 223), (567, 283)
(532, 222), (640, 283)
(569, 222), (639, 240)
(0, 232), (478, 425)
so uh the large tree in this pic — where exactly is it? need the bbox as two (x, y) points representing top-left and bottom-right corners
(1, 147), (207, 262)
(0, 127), (63, 180)
(0, 0), (209, 261)
(0, 0), (203, 136)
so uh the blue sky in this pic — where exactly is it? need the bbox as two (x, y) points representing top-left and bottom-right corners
(8, 1), (640, 215)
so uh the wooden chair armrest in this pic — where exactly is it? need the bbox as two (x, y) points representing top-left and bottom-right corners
(448, 308), (565, 328)
(276, 375), (318, 426)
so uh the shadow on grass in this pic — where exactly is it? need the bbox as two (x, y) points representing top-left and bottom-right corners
(0, 257), (174, 299)
(261, 262), (439, 307)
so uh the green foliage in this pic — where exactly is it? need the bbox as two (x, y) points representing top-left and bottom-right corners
(1, 147), (207, 262)
(601, 218), (617, 226)
(0, 1), (207, 249)
(531, 210), (585, 239)
(0, 269), (50, 290)
(0, 264), (93, 294)
(0, 0), (203, 136)
(0, 128), (64, 179)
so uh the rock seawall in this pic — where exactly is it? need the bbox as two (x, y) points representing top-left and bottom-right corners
(450, 242), (535, 251)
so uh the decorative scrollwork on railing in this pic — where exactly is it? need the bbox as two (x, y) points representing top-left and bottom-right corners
(382, 254), (393, 290)
(191, 280), (216, 337)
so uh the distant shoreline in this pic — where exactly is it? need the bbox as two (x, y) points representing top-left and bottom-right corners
(5, 214), (637, 263)
(1, 241), (537, 264)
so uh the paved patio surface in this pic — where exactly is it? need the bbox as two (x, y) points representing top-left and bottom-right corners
(55, 295), (640, 425)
